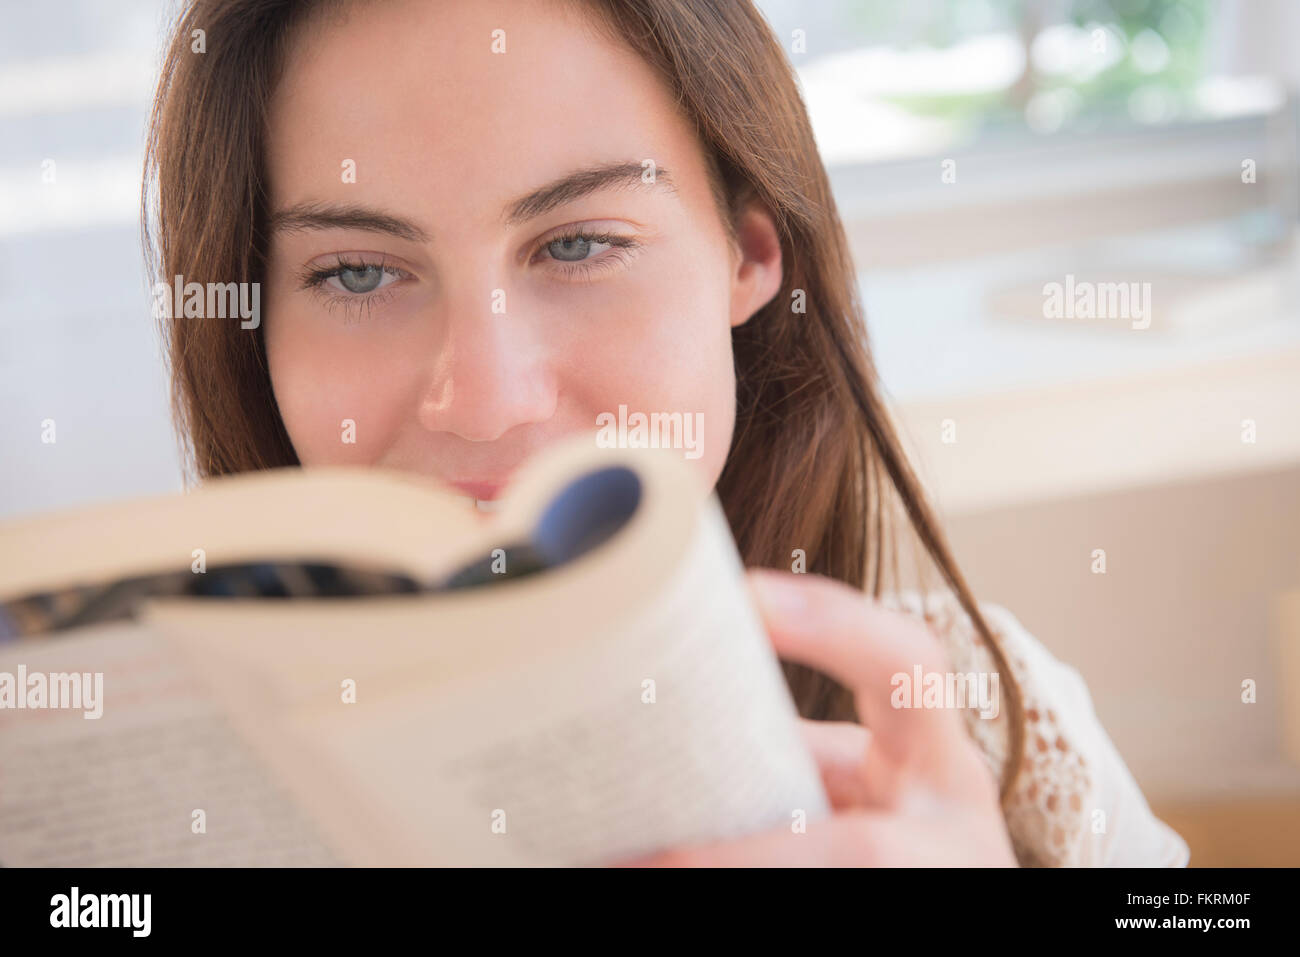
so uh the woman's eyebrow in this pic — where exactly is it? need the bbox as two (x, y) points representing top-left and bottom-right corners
(268, 203), (429, 242)
(268, 161), (674, 241)
(501, 161), (675, 225)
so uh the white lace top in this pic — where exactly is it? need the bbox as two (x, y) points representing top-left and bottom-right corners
(882, 590), (1190, 867)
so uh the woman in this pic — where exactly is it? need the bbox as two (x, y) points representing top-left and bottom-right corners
(143, 0), (1188, 866)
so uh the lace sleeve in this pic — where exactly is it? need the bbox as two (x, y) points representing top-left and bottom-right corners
(880, 591), (1190, 868)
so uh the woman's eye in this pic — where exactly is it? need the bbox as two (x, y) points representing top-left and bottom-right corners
(535, 230), (641, 280)
(297, 257), (412, 322)
(545, 235), (612, 263)
(329, 264), (394, 294)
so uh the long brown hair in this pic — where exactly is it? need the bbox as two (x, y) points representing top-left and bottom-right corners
(143, 0), (1026, 805)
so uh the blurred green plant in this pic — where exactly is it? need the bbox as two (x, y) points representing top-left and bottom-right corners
(842, 0), (1210, 131)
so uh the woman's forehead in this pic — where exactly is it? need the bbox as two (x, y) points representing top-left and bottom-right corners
(264, 0), (708, 215)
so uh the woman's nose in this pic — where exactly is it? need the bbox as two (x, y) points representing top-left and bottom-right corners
(415, 302), (558, 443)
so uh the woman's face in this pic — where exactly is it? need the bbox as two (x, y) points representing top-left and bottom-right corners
(263, 0), (782, 507)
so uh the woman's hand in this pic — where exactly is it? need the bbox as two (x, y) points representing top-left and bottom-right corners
(613, 569), (1018, 866)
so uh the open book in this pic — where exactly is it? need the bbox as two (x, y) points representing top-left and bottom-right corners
(0, 437), (828, 866)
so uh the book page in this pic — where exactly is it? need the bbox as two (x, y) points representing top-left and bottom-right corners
(409, 503), (829, 865)
(0, 466), (490, 601)
(0, 623), (339, 866)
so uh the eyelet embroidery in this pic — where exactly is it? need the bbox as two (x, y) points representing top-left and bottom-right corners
(880, 591), (1092, 867)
